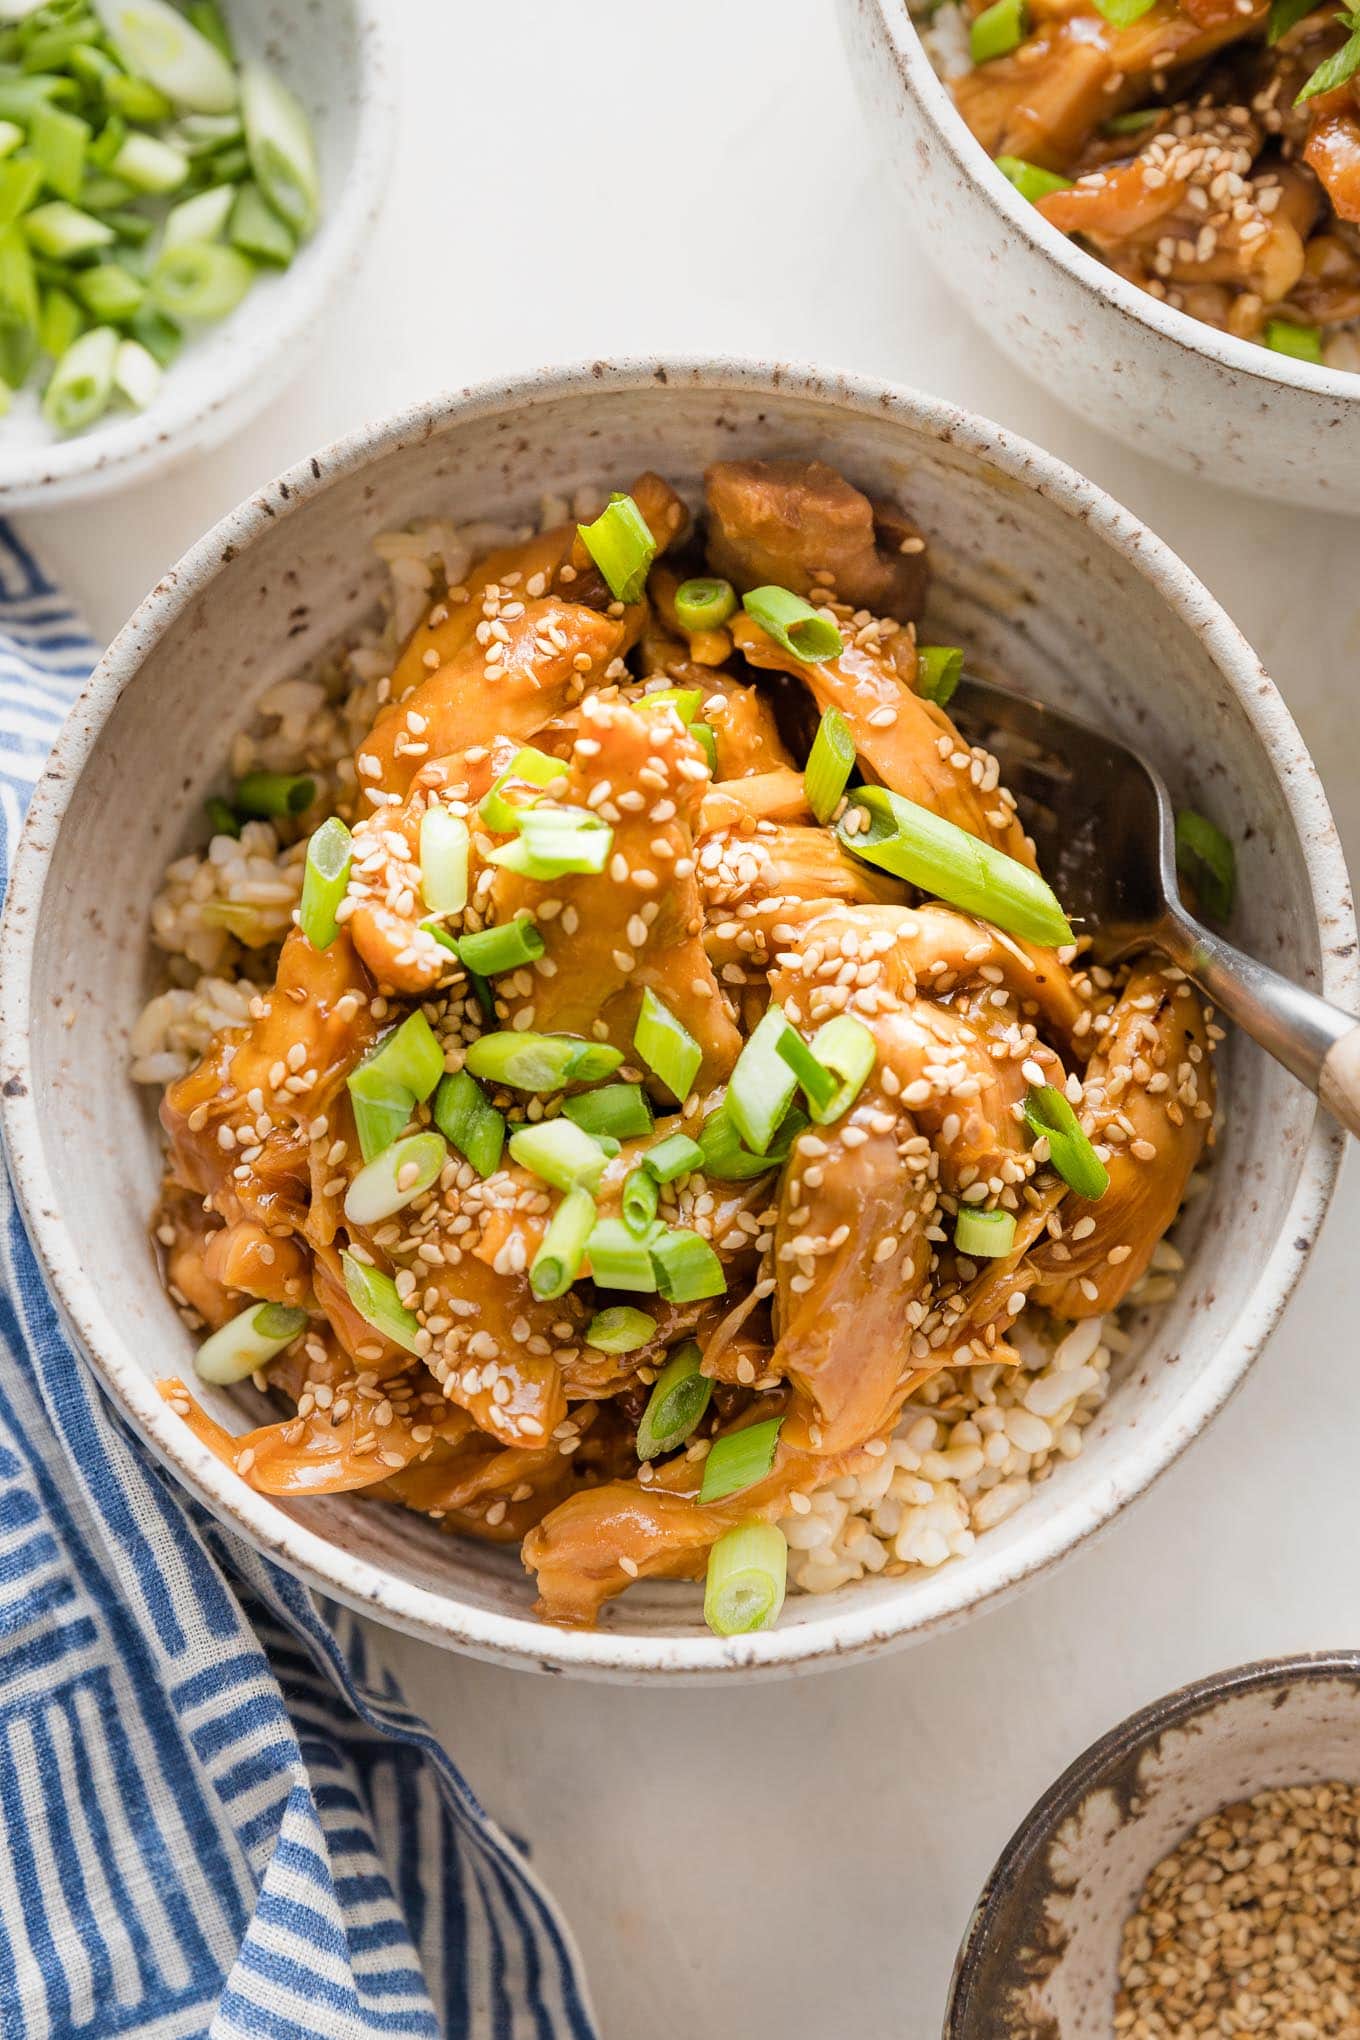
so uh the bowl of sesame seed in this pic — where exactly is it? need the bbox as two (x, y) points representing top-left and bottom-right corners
(947, 1652), (1360, 2037)
(840, 0), (1360, 511)
(1, 358), (1352, 1679)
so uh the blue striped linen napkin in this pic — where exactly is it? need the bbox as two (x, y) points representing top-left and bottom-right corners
(0, 523), (598, 2040)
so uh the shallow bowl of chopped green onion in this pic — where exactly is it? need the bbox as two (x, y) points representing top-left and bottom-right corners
(2, 358), (1353, 1677)
(839, 0), (1360, 511)
(0, 0), (395, 505)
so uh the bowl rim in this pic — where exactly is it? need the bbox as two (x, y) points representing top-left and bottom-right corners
(858, 0), (1360, 405)
(0, 0), (398, 510)
(1, 353), (1354, 1680)
(946, 1648), (1360, 2032)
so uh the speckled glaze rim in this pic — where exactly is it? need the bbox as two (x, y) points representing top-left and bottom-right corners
(1, 356), (1353, 1680)
(946, 1650), (1360, 2033)
(0, 0), (397, 510)
(865, 0), (1360, 407)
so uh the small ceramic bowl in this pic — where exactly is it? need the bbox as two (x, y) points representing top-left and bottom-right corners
(0, 0), (396, 511)
(1, 358), (1354, 1680)
(947, 1652), (1360, 2036)
(838, 0), (1360, 511)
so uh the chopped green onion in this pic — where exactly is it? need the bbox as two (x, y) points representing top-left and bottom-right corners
(633, 988), (702, 1104)
(995, 155), (1073, 202)
(742, 585), (843, 664)
(113, 336), (161, 407)
(0, 122), (23, 162)
(577, 490), (656, 604)
(806, 1013), (877, 1125)
(41, 320), (115, 430)
(0, 223), (35, 388)
(704, 1521), (787, 1636)
(299, 815), (351, 952)
(562, 1083), (654, 1142)
(621, 1167), (659, 1238)
(344, 1131), (447, 1226)
(23, 198), (113, 257)
(227, 177), (293, 264)
(1091, 0), (1157, 22)
(916, 644), (965, 706)
(970, 0), (1028, 58)
(954, 1206), (1018, 1258)
(804, 708), (855, 824)
(1024, 1084), (1110, 1201)
(464, 1031), (622, 1092)
(29, 102), (88, 202)
(240, 62), (319, 236)
(1102, 107), (1161, 134)
(151, 238), (253, 320)
(642, 1131), (704, 1183)
(728, 1002), (798, 1155)
(1268, 0), (1322, 39)
(698, 1098), (806, 1180)
(162, 180), (234, 248)
(774, 1024), (838, 1114)
(432, 1069), (505, 1178)
(111, 130), (189, 193)
(203, 140), (247, 183)
(1264, 317), (1323, 364)
(692, 721), (718, 774)
(175, 110), (243, 155)
(636, 1341), (711, 1460)
(195, 1299), (307, 1385)
(348, 1012), (445, 1161)
(674, 576), (737, 634)
(232, 769), (314, 817)
(187, 0), (234, 60)
(0, 156), (40, 232)
(1296, 18), (1360, 100)
(419, 804), (469, 917)
(341, 1251), (421, 1354)
(37, 282), (81, 358)
(103, 72), (173, 122)
(699, 1416), (783, 1504)
(479, 745), (564, 832)
(840, 786), (1073, 949)
(487, 806), (613, 879)
(456, 916), (545, 976)
(651, 1227), (725, 1303)
(530, 1185), (596, 1300)
(74, 262), (144, 323)
(637, 684), (703, 725)
(508, 1117), (609, 1193)
(585, 1215), (659, 1291)
(1175, 809), (1235, 922)
(93, 0), (239, 113)
(585, 1305), (657, 1354)
(204, 796), (239, 838)
(127, 303), (181, 365)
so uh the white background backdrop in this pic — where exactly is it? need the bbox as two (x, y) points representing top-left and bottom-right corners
(23, 4), (1360, 2034)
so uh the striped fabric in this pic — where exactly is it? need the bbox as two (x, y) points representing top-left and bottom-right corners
(0, 525), (598, 2040)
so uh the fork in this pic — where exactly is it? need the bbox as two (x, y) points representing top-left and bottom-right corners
(948, 673), (1360, 1139)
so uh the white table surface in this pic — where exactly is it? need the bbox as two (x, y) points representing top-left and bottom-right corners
(22, 3), (1360, 2034)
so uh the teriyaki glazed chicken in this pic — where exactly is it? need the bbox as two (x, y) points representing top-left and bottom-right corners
(136, 457), (1218, 1634)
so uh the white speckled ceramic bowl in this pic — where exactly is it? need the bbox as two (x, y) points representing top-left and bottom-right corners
(1, 359), (1353, 1680)
(947, 1653), (1360, 2036)
(0, 0), (396, 510)
(838, 0), (1360, 511)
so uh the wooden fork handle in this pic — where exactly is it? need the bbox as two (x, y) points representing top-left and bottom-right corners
(1319, 1028), (1360, 1140)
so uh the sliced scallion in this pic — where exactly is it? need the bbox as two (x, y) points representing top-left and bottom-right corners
(728, 1002), (798, 1155)
(970, 0), (1028, 57)
(464, 1031), (623, 1092)
(432, 1069), (505, 1178)
(1174, 809), (1235, 921)
(633, 988), (701, 1104)
(24, 198), (113, 258)
(774, 1025), (838, 1114)
(29, 102), (88, 202)
(674, 577), (737, 634)
(586, 1216), (661, 1292)
(637, 685), (702, 725)
(620, 1167), (659, 1238)
(508, 1117), (609, 1193)
(698, 1098), (806, 1180)
(479, 745), (563, 832)
(344, 1131), (446, 1227)
(348, 1012), (445, 1162)
(113, 335), (161, 407)
(41, 320), (116, 430)
(954, 1206), (1018, 1258)
(1091, 0), (1157, 24)
(806, 1013), (877, 1125)
(195, 1299), (308, 1386)
(240, 62), (319, 236)
(916, 643), (964, 705)
(233, 769), (314, 817)
(1264, 317), (1323, 364)
(1024, 1084), (1110, 1201)
(839, 786), (1073, 949)
(111, 129), (189, 193)
(187, 0), (234, 60)
(74, 262), (144, 323)
(704, 1521), (787, 1636)
(1268, 0), (1322, 39)
(419, 804), (469, 917)
(585, 1305), (657, 1354)
(487, 805), (613, 879)
(635, 1341), (711, 1461)
(228, 178), (293, 265)
(92, 0), (240, 113)
(804, 707), (855, 824)
(162, 180), (234, 247)
(699, 1416), (783, 1504)
(204, 795), (239, 838)
(341, 1251), (421, 1355)
(642, 1131), (705, 1183)
(743, 585), (843, 664)
(456, 916), (545, 977)
(995, 155), (1073, 203)
(530, 1185), (596, 1300)
(651, 1228), (725, 1304)
(1297, 15), (1360, 97)
(577, 490), (656, 604)
(562, 1083), (654, 1142)
(298, 815), (351, 951)
(151, 237), (253, 320)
